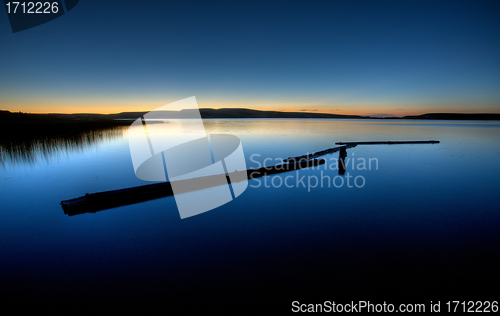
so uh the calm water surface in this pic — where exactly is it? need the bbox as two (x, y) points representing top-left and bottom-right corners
(1, 119), (499, 312)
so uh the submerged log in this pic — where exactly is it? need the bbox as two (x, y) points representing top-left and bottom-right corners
(335, 140), (440, 145)
(61, 158), (325, 216)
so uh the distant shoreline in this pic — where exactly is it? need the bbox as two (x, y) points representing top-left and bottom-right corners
(2, 109), (500, 121)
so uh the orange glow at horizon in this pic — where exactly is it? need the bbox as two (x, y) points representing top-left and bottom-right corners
(1, 98), (498, 117)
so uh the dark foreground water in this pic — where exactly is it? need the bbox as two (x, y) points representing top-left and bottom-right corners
(1, 119), (499, 313)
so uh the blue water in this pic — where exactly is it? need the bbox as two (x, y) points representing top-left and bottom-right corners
(1, 119), (499, 312)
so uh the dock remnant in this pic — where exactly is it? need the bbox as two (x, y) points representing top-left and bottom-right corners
(61, 140), (441, 216)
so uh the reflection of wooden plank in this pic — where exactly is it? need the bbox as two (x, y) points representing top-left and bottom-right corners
(61, 158), (325, 216)
(336, 140), (440, 145)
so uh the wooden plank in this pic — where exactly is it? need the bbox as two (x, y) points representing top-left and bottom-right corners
(61, 158), (325, 216)
(335, 140), (440, 145)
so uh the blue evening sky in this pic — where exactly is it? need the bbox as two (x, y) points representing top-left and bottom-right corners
(0, 0), (499, 116)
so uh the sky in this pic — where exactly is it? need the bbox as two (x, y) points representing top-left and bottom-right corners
(0, 0), (499, 116)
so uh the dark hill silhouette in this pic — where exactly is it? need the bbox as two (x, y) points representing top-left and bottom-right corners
(403, 113), (500, 120)
(103, 108), (367, 120)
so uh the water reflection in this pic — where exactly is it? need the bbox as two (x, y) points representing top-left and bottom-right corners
(0, 126), (127, 167)
(0, 119), (499, 309)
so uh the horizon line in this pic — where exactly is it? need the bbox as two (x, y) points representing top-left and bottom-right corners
(3, 108), (500, 118)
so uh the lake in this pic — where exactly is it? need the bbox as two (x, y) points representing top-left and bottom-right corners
(1, 119), (499, 313)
